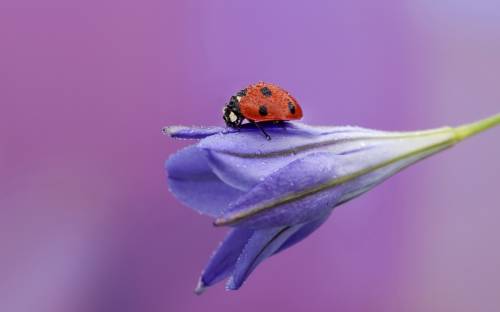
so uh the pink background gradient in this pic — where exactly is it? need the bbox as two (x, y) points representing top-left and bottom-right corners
(1, 1), (499, 311)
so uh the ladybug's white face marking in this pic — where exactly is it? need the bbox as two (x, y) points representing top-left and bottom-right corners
(229, 111), (238, 123)
(236, 96), (242, 101)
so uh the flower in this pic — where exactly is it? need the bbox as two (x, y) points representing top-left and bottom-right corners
(163, 114), (500, 294)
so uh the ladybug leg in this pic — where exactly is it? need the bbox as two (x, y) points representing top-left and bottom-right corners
(251, 121), (271, 140)
(235, 118), (243, 132)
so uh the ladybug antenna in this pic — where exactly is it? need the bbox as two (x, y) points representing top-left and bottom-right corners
(251, 121), (271, 140)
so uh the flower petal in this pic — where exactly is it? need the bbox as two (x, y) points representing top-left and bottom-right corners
(274, 212), (330, 254)
(166, 145), (244, 217)
(199, 123), (387, 190)
(215, 128), (456, 228)
(199, 122), (379, 155)
(195, 227), (254, 294)
(162, 125), (234, 139)
(226, 225), (303, 290)
(196, 214), (330, 293)
(215, 152), (343, 228)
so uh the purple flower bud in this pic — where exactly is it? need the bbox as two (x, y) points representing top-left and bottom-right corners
(164, 114), (500, 293)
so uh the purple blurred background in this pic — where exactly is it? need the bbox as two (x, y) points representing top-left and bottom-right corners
(1, 0), (499, 311)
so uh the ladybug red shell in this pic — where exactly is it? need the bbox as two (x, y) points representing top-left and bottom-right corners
(223, 82), (303, 139)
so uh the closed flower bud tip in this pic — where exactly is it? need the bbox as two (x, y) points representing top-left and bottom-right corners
(194, 279), (206, 295)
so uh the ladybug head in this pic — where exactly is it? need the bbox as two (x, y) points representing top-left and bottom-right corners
(223, 96), (243, 128)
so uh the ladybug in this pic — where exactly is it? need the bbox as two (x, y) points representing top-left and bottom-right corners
(223, 82), (303, 140)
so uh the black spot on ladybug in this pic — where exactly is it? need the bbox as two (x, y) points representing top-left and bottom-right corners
(260, 87), (272, 97)
(288, 102), (296, 114)
(237, 88), (247, 96)
(258, 105), (268, 116)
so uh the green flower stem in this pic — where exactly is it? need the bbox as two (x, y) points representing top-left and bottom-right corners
(453, 113), (500, 142)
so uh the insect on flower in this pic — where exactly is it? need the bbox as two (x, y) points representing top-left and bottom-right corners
(163, 113), (500, 294)
(222, 82), (303, 140)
